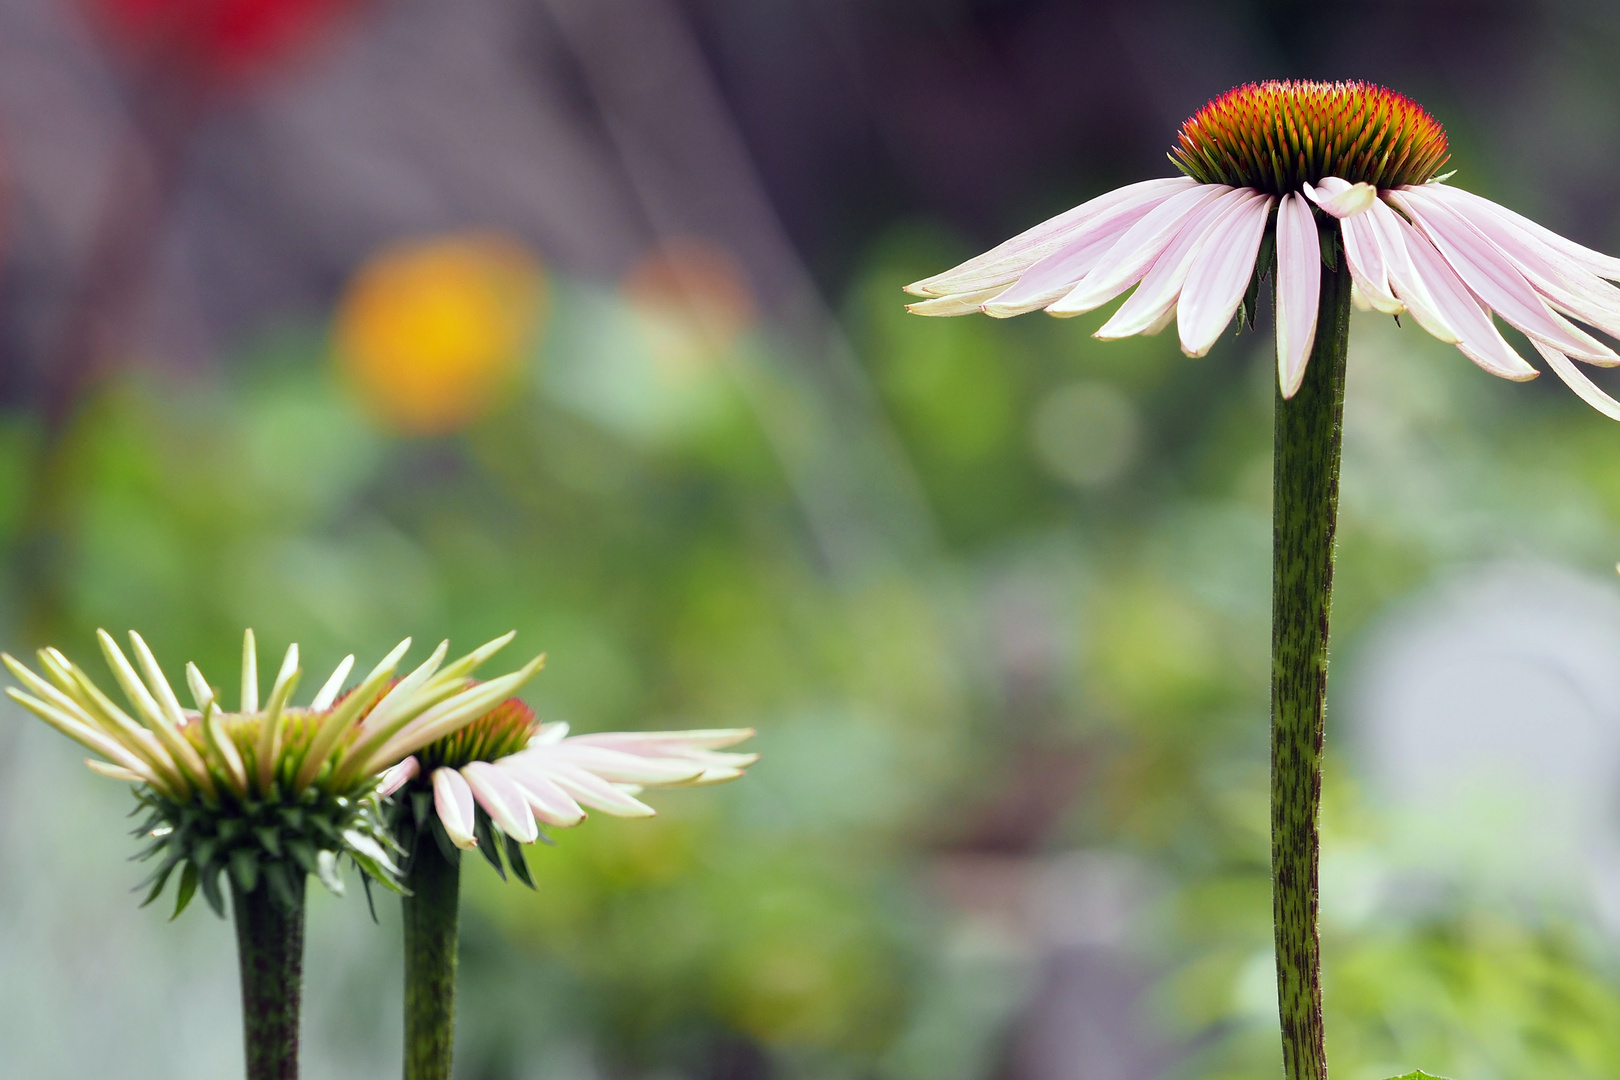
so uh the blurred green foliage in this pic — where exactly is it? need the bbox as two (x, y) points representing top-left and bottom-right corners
(7, 220), (1620, 1080)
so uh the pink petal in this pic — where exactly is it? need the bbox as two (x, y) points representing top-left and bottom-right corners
(1532, 341), (1620, 420)
(568, 729), (754, 752)
(1416, 185), (1620, 350)
(1177, 194), (1275, 357)
(904, 177), (1198, 297)
(1371, 200), (1462, 343)
(1303, 177), (1377, 219)
(1398, 217), (1539, 381)
(1340, 211), (1403, 314)
(1393, 189), (1615, 362)
(377, 755), (419, 797)
(545, 744), (708, 784)
(1045, 184), (1230, 316)
(501, 761), (587, 826)
(982, 211), (1156, 317)
(543, 761), (656, 817)
(906, 286), (1008, 317)
(1275, 193), (1322, 399)
(432, 767), (479, 849)
(1096, 189), (1261, 339)
(462, 760), (539, 843)
(1417, 182), (1620, 282)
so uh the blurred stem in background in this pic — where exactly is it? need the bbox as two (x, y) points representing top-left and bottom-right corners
(1270, 257), (1351, 1080)
(402, 839), (460, 1080)
(233, 876), (307, 1080)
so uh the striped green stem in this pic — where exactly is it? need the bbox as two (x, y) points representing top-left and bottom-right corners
(403, 838), (461, 1080)
(233, 876), (306, 1080)
(1271, 257), (1351, 1080)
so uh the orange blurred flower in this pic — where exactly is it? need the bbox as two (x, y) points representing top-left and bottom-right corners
(335, 232), (547, 436)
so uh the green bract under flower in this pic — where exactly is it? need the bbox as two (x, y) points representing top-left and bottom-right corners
(1171, 80), (1450, 195)
(3, 628), (545, 914)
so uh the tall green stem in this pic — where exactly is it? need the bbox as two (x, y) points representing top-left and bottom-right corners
(1272, 258), (1351, 1080)
(233, 876), (307, 1080)
(403, 839), (461, 1080)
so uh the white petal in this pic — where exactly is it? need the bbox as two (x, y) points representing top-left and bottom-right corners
(1398, 217), (1539, 381)
(544, 744), (707, 785)
(463, 760), (539, 843)
(1177, 194), (1275, 357)
(567, 728), (755, 752)
(1275, 194), (1323, 399)
(905, 285), (1008, 317)
(310, 655), (355, 710)
(1393, 189), (1616, 362)
(377, 755), (420, 797)
(531, 721), (570, 746)
(1532, 341), (1620, 419)
(1372, 200), (1462, 344)
(1303, 177), (1376, 219)
(904, 177), (1198, 297)
(1045, 185), (1230, 316)
(981, 211), (1156, 316)
(432, 767), (479, 849)
(1340, 212), (1403, 315)
(501, 761), (587, 826)
(1095, 189), (1264, 340)
(1418, 182), (1620, 281)
(543, 761), (657, 817)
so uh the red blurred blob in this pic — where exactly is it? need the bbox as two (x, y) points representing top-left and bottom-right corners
(83, 0), (359, 80)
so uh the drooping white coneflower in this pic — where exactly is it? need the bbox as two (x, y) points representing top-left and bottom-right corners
(907, 80), (1620, 416)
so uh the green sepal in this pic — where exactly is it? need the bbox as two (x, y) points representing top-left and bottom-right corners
(410, 790), (433, 829)
(216, 818), (245, 843)
(473, 807), (506, 880)
(1318, 217), (1340, 269)
(255, 826), (282, 857)
(171, 862), (198, 920)
(279, 806), (304, 829)
(504, 831), (535, 889)
(200, 863), (227, 918)
(427, 814), (462, 867)
(1240, 219), (1277, 332)
(191, 838), (217, 871)
(138, 854), (182, 908)
(361, 871), (379, 923)
(265, 861), (300, 912)
(230, 848), (260, 894)
(129, 810), (165, 836)
(130, 836), (169, 863)
(286, 839), (318, 875)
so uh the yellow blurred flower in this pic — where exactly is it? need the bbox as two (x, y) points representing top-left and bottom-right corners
(335, 232), (547, 435)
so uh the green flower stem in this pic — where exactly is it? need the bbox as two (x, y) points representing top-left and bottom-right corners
(1271, 257), (1351, 1080)
(403, 839), (461, 1080)
(233, 875), (307, 1080)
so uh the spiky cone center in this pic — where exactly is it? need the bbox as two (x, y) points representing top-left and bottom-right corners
(410, 695), (537, 772)
(1172, 80), (1449, 195)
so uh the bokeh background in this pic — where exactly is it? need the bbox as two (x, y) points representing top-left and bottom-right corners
(4, 1), (1620, 1078)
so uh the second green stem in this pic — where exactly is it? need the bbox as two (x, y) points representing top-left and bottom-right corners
(403, 839), (462, 1080)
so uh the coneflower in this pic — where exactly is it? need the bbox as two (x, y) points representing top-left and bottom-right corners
(377, 706), (756, 1080)
(906, 80), (1620, 1080)
(3, 629), (544, 1080)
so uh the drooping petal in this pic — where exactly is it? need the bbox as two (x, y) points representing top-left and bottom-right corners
(904, 177), (1198, 297)
(1177, 193), (1275, 357)
(1302, 177), (1376, 219)
(906, 285), (1008, 317)
(542, 761), (656, 817)
(1417, 182), (1620, 282)
(981, 211), (1159, 317)
(1044, 184), (1230, 316)
(501, 761), (587, 826)
(565, 728), (755, 752)
(1397, 217), (1539, 381)
(462, 760), (539, 843)
(1340, 211), (1403, 315)
(378, 755), (420, 797)
(1532, 341), (1620, 420)
(1371, 200), (1461, 343)
(1275, 193), (1323, 398)
(1095, 189), (1264, 339)
(1417, 184), (1620, 351)
(432, 767), (479, 849)
(543, 744), (708, 785)
(1394, 188), (1617, 362)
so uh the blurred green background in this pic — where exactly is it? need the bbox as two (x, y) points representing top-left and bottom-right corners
(6, 1), (1620, 1079)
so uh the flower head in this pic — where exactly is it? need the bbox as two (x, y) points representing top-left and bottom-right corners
(3, 628), (544, 914)
(380, 709), (757, 883)
(906, 79), (1620, 416)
